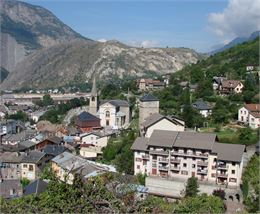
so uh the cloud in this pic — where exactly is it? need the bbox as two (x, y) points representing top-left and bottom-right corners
(97, 38), (107, 43)
(128, 40), (160, 48)
(208, 0), (260, 38)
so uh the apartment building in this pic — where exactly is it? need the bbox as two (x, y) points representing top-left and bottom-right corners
(131, 130), (245, 187)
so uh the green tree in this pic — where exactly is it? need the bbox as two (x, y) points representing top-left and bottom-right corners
(174, 194), (225, 213)
(212, 188), (226, 200)
(185, 176), (199, 197)
(20, 178), (30, 188)
(7, 110), (28, 122)
(42, 94), (54, 106)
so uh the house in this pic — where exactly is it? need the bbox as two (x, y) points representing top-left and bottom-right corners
(137, 79), (165, 91)
(79, 144), (102, 159)
(140, 113), (185, 138)
(76, 111), (101, 133)
(24, 179), (49, 196)
(2, 130), (37, 145)
(42, 145), (67, 158)
(79, 132), (111, 148)
(0, 105), (8, 118)
(238, 104), (260, 129)
(51, 151), (116, 184)
(131, 130), (245, 188)
(19, 140), (36, 151)
(212, 76), (227, 90)
(192, 99), (212, 117)
(21, 151), (49, 180)
(0, 179), (23, 199)
(30, 110), (46, 123)
(99, 100), (130, 129)
(219, 80), (244, 95)
(0, 120), (17, 135)
(35, 136), (63, 150)
(0, 152), (24, 180)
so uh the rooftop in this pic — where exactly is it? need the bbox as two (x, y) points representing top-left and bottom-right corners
(24, 179), (48, 196)
(21, 151), (46, 164)
(139, 94), (159, 102)
(192, 99), (212, 110)
(244, 104), (260, 112)
(77, 111), (100, 122)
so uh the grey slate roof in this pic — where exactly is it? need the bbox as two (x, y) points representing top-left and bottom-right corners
(173, 131), (216, 150)
(21, 151), (46, 164)
(47, 136), (63, 145)
(24, 179), (48, 196)
(19, 140), (36, 148)
(142, 113), (184, 128)
(43, 145), (67, 156)
(212, 143), (245, 162)
(139, 94), (159, 102)
(192, 99), (212, 110)
(108, 100), (129, 107)
(0, 152), (25, 163)
(131, 137), (148, 151)
(148, 130), (179, 148)
(52, 151), (75, 165)
(78, 111), (100, 122)
(0, 179), (22, 199)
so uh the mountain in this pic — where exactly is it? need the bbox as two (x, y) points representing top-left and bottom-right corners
(210, 31), (260, 54)
(0, 0), (203, 90)
(0, 40), (203, 90)
(0, 0), (92, 72)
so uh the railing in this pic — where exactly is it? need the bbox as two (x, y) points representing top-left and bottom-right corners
(158, 166), (169, 171)
(217, 173), (228, 178)
(171, 151), (208, 159)
(142, 155), (150, 159)
(197, 161), (208, 166)
(170, 158), (181, 163)
(197, 169), (208, 174)
(217, 164), (228, 170)
(170, 165), (180, 171)
(158, 158), (169, 162)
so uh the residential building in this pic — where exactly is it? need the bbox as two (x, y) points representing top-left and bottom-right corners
(139, 94), (159, 127)
(137, 79), (165, 91)
(0, 152), (24, 180)
(0, 120), (17, 135)
(21, 151), (49, 180)
(0, 105), (8, 118)
(238, 104), (260, 129)
(212, 76), (227, 90)
(76, 111), (101, 133)
(219, 80), (244, 95)
(192, 99), (212, 117)
(131, 130), (245, 187)
(0, 179), (23, 199)
(30, 110), (46, 123)
(79, 144), (102, 159)
(79, 132), (111, 148)
(35, 136), (63, 150)
(42, 145), (67, 158)
(51, 151), (116, 184)
(2, 130), (37, 145)
(140, 113), (185, 138)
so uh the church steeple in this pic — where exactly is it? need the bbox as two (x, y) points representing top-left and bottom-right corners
(89, 76), (98, 115)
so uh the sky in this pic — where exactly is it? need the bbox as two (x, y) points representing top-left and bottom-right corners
(25, 0), (260, 53)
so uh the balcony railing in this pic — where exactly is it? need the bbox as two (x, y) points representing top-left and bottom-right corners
(171, 151), (208, 159)
(158, 158), (169, 163)
(217, 164), (228, 170)
(158, 166), (169, 171)
(217, 173), (228, 178)
(170, 165), (180, 171)
(170, 158), (181, 163)
(197, 161), (208, 166)
(197, 169), (208, 174)
(142, 155), (150, 159)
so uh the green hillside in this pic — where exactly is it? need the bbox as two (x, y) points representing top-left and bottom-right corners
(175, 37), (259, 83)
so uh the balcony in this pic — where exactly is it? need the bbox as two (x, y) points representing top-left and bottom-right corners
(158, 158), (169, 163)
(142, 155), (150, 160)
(158, 166), (169, 171)
(197, 161), (208, 166)
(217, 173), (228, 178)
(170, 165), (180, 171)
(197, 169), (208, 174)
(170, 158), (181, 163)
(217, 164), (228, 170)
(171, 151), (208, 159)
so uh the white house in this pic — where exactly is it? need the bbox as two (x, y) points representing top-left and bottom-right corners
(192, 99), (212, 118)
(238, 104), (260, 129)
(140, 113), (185, 138)
(79, 132), (110, 148)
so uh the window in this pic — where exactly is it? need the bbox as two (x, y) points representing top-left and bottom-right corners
(181, 170), (188, 175)
(183, 163), (187, 167)
(232, 170), (235, 174)
(192, 164), (195, 168)
(212, 165), (216, 170)
(183, 157), (187, 160)
(91, 137), (93, 140)
(23, 164), (27, 168)
(192, 157), (196, 161)
(240, 110), (242, 114)
(211, 173), (216, 178)
(106, 120), (109, 126)
(29, 165), (34, 171)
(105, 111), (110, 117)
(137, 165), (140, 169)
(229, 178), (237, 182)
(232, 162), (236, 166)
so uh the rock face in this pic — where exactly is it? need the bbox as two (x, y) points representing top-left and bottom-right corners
(0, 0), (91, 72)
(1, 40), (203, 89)
(0, 0), (203, 90)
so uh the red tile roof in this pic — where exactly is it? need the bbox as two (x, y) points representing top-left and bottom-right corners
(222, 80), (243, 89)
(244, 104), (260, 112)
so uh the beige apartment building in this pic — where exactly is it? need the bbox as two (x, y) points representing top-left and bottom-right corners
(131, 130), (245, 187)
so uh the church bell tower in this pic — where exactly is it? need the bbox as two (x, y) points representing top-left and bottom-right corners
(89, 76), (98, 115)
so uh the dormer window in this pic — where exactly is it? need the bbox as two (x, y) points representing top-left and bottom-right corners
(106, 111), (110, 117)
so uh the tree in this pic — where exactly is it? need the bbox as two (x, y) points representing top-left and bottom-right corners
(174, 194), (225, 213)
(185, 176), (199, 197)
(42, 94), (54, 106)
(20, 178), (30, 188)
(7, 110), (28, 122)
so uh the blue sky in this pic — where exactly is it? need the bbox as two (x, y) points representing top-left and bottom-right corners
(24, 0), (260, 52)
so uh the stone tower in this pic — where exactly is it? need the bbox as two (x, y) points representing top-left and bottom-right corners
(89, 76), (98, 115)
(139, 94), (159, 127)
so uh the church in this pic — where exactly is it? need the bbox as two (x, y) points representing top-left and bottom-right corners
(88, 77), (131, 130)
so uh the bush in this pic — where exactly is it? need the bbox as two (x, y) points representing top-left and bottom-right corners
(185, 176), (199, 197)
(212, 189), (226, 200)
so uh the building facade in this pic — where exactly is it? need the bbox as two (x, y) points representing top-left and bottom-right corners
(131, 130), (245, 187)
(238, 104), (260, 129)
